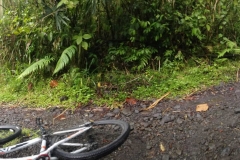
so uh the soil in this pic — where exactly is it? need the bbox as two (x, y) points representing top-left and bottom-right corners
(1, 82), (240, 160)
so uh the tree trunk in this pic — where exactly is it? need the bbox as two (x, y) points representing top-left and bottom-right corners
(0, 0), (3, 17)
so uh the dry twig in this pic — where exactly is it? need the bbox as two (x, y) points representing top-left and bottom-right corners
(53, 107), (69, 125)
(141, 92), (170, 111)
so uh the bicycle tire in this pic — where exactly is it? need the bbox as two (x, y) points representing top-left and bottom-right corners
(52, 120), (130, 160)
(0, 125), (22, 144)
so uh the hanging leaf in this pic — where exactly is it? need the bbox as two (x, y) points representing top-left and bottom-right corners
(57, 0), (67, 8)
(83, 34), (92, 39)
(206, 24), (210, 31)
(73, 35), (83, 45)
(81, 41), (88, 50)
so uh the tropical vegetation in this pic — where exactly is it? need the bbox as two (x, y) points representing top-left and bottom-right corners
(1, 0), (240, 108)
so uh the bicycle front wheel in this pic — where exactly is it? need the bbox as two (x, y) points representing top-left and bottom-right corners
(52, 120), (130, 160)
(0, 125), (22, 144)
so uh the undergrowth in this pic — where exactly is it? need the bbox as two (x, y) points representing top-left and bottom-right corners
(0, 58), (240, 108)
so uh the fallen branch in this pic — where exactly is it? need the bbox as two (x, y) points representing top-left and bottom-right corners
(141, 92), (170, 111)
(53, 107), (69, 125)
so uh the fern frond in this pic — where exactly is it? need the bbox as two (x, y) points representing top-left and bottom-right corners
(18, 56), (53, 79)
(53, 45), (77, 75)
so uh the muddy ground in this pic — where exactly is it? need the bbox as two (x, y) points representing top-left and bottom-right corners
(2, 82), (240, 159)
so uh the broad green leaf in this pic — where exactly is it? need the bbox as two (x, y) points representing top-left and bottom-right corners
(83, 34), (92, 39)
(234, 49), (240, 53)
(234, 0), (237, 5)
(206, 24), (210, 31)
(73, 35), (83, 45)
(48, 32), (53, 42)
(73, 35), (78, 40)
(57, 0), (67, 8)
(82, 41), (88, 50)
(76, 36), (83, 45)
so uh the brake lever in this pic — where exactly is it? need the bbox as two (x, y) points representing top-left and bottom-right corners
(36, 118), (47, 135)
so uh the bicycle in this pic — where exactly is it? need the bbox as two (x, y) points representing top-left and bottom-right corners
(0, 118), (130, 160)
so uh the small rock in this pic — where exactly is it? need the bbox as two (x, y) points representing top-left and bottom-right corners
(113, 126), (120, 131)
(196, 113), (203, 120)
(134, 109), (139, 114)
(153, 113), (160, 117)
(24, 119), (30, 122)
(221, 147), (231, 157)
(160, 115), (175, 125)
(140, 104), (147, 109)
(173, 105), (181, 110)
(208, 143), (216, 150)
(140, 111), (150, 116)
(112, 108), (120, 114)
(234, 108), (240, 114)
(44, 121), (49, 126)
(203, 127), (209, 131)
(177, 126), (183, 131)
(170, 152), (178, 159)
(176, 118), (183, 124)
(162, 154), (170, 160)
(176, 149), (182, 155)
(140, 122), (150, 128)
(129, 122), (134, 130)
(145, 128), (152, 132)
(121, 108), (133, 116)
(235, 89), (240, 93)
(89, 114), (94, 118)
(106, 113), (115, 117)
(143, 117), (149, 121)
(229, 118), (238, 128)
(235, 90), (240, 98)
(153, 113), (162, 119)
(146, 143), (152, 150)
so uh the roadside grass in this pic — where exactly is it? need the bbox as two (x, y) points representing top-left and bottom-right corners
(0, 58), (239, 108)
(2, 128), (39, 148)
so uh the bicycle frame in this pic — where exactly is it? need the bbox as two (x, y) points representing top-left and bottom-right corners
(0, 123), (92, 160)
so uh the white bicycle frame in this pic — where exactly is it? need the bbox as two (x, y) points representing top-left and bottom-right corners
(0, 123), (92, 160)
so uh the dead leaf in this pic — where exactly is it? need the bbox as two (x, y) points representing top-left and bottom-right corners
(196, 103), (209, 112)
(50, 80), (58, 88)
(28, 82), (33, 91)
(160, 142), (165, 152)
(126, 97), (137, 105)
(184, 96), (196, 100)
(56, 114), (66, 120)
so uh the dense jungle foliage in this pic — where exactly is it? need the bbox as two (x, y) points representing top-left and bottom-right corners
(1, 0), (240, 107)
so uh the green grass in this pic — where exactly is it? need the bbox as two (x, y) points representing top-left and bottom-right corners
(2, 128), (39, 148)
(0, 130), (14, 140)
(0, 58), (240, 108)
